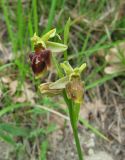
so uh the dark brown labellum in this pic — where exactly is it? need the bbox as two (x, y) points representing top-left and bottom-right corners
(29, 49), (51, 78)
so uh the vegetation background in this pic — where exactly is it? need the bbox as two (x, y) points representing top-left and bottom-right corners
(0, 0), (125, 160)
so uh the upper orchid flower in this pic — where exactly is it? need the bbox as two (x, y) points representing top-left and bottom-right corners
(29, 29), (68, 79)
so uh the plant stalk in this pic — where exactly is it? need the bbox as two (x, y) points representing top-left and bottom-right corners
(69, 103), (83, 160)
(63, 91), (83, 160)
(71, 121), (83, 160)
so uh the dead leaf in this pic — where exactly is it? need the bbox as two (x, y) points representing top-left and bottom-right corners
(13, 82), (36, 104)
(106, 43), (125, 63)
(104, 65), (125, 74)
(80, 99), (107, 120)
(24, 88), (35, 104)
(105, 42), (125, 74)
(1, 76), (12, 84)
(0, 43), (12, 63)
(13, 94), (26, 103)
(105, 51), (121, 63)
(9, 80), (18, 95)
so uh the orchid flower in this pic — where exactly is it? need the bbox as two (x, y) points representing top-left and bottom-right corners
(29, 29), (68, 79)
(39, 61), (86, 104)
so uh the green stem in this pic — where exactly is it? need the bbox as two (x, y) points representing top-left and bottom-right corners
(63, 91), (83, 160)
(69, 103), (83, 160)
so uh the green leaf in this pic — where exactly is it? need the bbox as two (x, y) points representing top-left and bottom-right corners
(0, 63), (14, 72)
(79, 118), (109, 142)
(46, 41), (68, 52)
(0, 103), (29, 117)
(0, 130), (16, 146)
(29, 124), (56, 138)
(40, 140), (48, 160)
(85, 74), (118, 90)
(64, 17), (71, 45)
(63, 18), (71, 61)
(0, 123), (29, 137)
(42, 28), (56, 42)
(29, 128), (47, 138)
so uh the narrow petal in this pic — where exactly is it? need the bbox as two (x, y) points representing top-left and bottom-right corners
(41, 29), (56, 42)
(60, 61), (73, 75)
(79, 63), (86, 73)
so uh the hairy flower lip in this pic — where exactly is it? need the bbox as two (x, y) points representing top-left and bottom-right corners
(66, 76), (84, 104)
(29, 49), (51, 78)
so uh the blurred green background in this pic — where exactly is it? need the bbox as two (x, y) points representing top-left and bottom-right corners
(0, 0), (125, 160)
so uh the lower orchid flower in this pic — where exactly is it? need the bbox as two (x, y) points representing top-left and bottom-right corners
(39, 61), (86, 104)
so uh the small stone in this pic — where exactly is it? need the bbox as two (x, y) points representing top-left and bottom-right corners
(86, 139), (95, 148)
(85, 151), (113, 160)
(88, 148), (94, 155)
(91, 133), (95, 138)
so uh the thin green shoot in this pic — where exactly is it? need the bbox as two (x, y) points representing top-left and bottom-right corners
(40, 140), (48, 160)
(1, 0), (17, 52)
(64, 18), (71, 61)
(17, 0), (24, 50)
(45, 0), (57, 32)
(32, 0), (38, 34)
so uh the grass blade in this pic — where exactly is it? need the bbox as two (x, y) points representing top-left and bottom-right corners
(32, 0), (38, 34)
(17, 0), (24, 49)
(0, 63), (14, 72)
(85, 74), (118, 90)
(0, 130), (16, 146)
(40, 140), (48, 160)
(1, 0), (16, 52)
(0, 103), (29, 117)
(79, 118), (109, 142)
(0, 123), (29, 137)
(64, 18), (71, 61)
(45, 0), (57, 32)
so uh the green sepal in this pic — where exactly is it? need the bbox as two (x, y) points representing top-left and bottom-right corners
(46, 41), (68, 52)
(60, 61), (73, 75)
(49, 76), (69, 89)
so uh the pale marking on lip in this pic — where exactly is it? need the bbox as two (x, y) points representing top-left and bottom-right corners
(35, 58), (40, 64)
